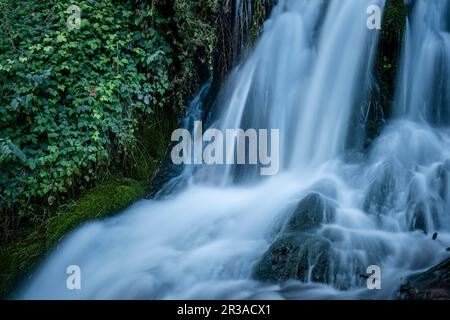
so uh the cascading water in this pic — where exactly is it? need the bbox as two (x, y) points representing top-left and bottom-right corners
(231, 0), (253, 60)
(395, 0), (450, 124)
(15, 0), (450, 300)
(203, 0), (381, 183)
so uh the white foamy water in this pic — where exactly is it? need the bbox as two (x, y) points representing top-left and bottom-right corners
(17, 0), (450, 299)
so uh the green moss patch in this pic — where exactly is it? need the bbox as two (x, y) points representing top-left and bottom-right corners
(0, 178), (146, 298)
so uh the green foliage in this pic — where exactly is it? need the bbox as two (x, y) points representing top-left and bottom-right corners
(0, 177), (146, 298)
(170, 0), (219, 107)
(0, 0), (173, 220)
(250, 0), (275, 42)
(0, 0), (220, 298)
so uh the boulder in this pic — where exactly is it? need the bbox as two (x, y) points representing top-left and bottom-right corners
(286, 193), (335, 232)
(253, 234), (335, 283)
(253, 193), (337, 284)
(364, 165), (397, 216)
(399, 257), (450, 300)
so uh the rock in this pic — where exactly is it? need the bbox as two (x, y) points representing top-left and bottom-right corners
(428, 160), (450, 202)
(408, 198), (441, 234)
(253, 193), (337, 285)
(286, 193), (335, 232)
(410, 202), (427, 233)
(399, 257), (450, 300)
(364, 165), (397, 216)
(253, 234), (336, 284)
(432, 232), (438, 241)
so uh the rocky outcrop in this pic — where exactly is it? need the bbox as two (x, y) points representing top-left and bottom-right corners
(253, 193), (337, 284)
(206, 0), (276, 110)
(285, 193), (335, 232)
(365, 0), (408, 142)
(399, 257), (450, 300)
(213, 0), (276, 83)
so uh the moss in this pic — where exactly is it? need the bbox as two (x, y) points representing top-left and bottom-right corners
(366, 0), (407, 142)
(378, 0), (407, 114)
(0, 0), (219, 300)
(126, 112), (178, 182)
(45, 179), (146, 246)
(0, 178), (146, 298)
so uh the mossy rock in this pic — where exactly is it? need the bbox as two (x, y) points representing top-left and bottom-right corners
(0, 178), (146, 298)
(253, 193), (337, 284)
(286, 193), (335, 232)
(253, 233), (336, 284)
(366, 0), (407, 141)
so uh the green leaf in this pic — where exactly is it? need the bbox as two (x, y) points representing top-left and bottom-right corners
(4, 140), (27, 162)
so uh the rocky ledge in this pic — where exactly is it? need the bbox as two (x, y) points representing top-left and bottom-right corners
(399, 257), (450, 300)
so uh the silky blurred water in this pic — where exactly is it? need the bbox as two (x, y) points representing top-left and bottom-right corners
(17, 0), (450, 299)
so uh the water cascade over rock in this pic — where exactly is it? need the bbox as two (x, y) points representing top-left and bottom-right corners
(16, 0), (450, 300)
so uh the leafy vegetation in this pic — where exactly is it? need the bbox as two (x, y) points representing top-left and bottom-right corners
(0, 0), (171, 228)
(0, 0), (414, 300)
(0, 0), (220, 243)
(0, 0), (221, 298)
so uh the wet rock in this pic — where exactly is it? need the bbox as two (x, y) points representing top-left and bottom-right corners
(408, 198), (441, 234)
(321, 227), (345, 242)
(410, 202), (427, 233)
(253, 193), (337, 284)
(432, 232), (439, 241)
(253, 234), (336, 284)
(364, 165), (397, 216)
(399, 257), (450, 300)
(429, 160), (450, 202)
(286, 193), (335, 232)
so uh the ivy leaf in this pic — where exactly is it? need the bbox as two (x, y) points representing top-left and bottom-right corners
(0, 139), (27, 162)
(28, 159), (37, 170)
(144, 94), (151, 105)
(11, 98), (20, 110)
(56, 34), (67, 43)
(146, 50), (165, 64)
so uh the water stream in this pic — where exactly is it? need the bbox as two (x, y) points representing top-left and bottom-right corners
(17, 0), (450, 299)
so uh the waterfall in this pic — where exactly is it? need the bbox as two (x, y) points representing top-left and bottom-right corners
(15, 0), (450, 300)
(232, 0), (253, 60)
(201, 0), (382, 183)
(395, 0), (450, 124)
